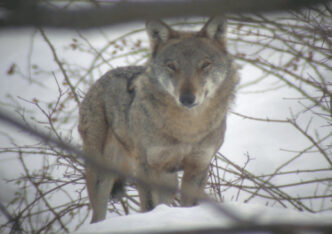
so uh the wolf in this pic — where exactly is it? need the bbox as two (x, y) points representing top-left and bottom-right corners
(78, 17), (239, 223)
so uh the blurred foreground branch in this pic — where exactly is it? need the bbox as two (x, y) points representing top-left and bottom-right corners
(0, 0), (331, 29)
(152, 223), (332, 234)
(1, 108), (331, 233)
(0, 108), (246, 232)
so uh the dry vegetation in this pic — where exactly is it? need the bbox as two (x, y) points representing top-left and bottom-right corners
(0, 1), (331, 233)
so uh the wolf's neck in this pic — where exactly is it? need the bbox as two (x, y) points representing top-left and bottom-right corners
(143, 91), (230, 143)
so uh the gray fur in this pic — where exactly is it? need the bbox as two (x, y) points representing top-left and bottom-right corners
(79, 17), (239, 223)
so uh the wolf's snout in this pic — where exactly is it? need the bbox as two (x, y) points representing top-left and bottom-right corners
(179, 93), (196, 108)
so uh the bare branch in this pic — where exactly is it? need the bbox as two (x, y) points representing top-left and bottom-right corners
(0, 202), (22, 234)
(1, 4), (331, 232)
(39, 28), (80, 105)
(0, 108), (247, 224)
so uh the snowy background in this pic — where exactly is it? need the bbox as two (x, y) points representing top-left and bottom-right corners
(0, 14), (331, 233)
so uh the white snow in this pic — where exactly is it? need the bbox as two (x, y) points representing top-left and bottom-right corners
(1, 19), (331, 233)
(74, 202), (332, 233)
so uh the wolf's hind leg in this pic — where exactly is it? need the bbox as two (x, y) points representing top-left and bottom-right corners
(153, 172), (178, 206)
(137, 169), (178, 211)
(110, 179), (125, 200)
(86, 165), (116, 223)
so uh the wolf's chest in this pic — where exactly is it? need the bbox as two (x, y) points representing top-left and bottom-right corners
(157, 106), (224, 143)
(145, 143), (215, 172)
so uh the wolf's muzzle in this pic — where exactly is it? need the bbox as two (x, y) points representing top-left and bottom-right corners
(179, 93), (196, 108)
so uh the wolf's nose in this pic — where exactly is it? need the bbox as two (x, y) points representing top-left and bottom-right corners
(180, 94), (196, 108)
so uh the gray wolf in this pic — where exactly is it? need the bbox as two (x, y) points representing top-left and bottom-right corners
(78, 17), (239, 223)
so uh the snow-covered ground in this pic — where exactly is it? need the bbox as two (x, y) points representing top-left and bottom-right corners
(74, 202), (332, 233)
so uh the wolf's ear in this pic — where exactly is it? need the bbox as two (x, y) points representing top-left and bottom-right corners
(198, 17), (227, 46)
(146, 20), (177, 54)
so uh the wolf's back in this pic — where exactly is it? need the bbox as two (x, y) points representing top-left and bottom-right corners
(79, 66), (145, 151)
(100, 66), (145, 107)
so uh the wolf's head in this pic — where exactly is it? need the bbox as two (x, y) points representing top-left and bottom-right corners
(145, 17), (233, 109)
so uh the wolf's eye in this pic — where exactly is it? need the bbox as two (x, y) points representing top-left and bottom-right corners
(200, 61), (212, 70)
(166, 62), (177, 72)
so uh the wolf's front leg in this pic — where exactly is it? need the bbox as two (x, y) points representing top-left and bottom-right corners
(136, 165), (155, 211)
(180, 166), (209, 206)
